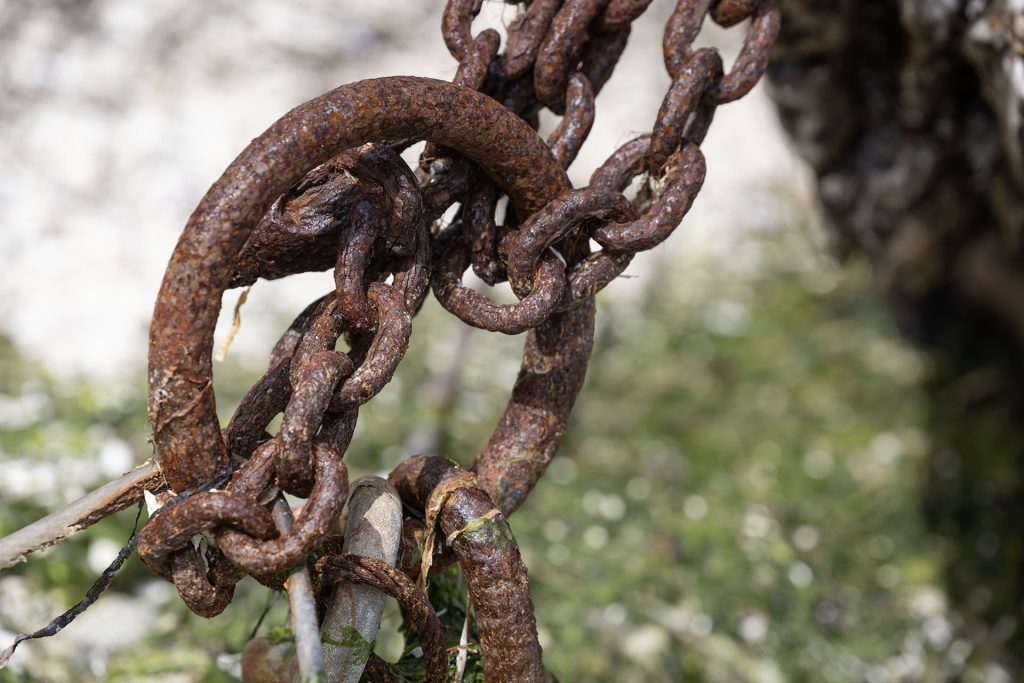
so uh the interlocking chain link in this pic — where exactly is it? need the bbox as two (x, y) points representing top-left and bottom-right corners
(136, 0), (780, 678)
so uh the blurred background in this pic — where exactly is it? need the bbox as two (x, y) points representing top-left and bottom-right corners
(0, 0), (1020, 681)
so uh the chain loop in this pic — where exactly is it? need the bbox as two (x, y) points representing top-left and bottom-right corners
(546, 72), (596, 170)
(328, 282), (412, 411)
(710, 0), (759, 27)
(706, 0), (781, 103)
(597, 143), (707, 252)
(219, 442), (348, 579)
(138, 491), (278, 580)
(534, 0), (611, 114)
(649, 47), (723, 172)
(507, 187), (636, 298)
(441, 0), (484, 64)
(278, 350), (348, 496)
(493, 0), (562, 79)
(462, 178), (506, 284)
(433, 229), (568, 334)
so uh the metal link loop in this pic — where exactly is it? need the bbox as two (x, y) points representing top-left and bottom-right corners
(706, 0), (780, 103)
(663, 0), (714, 78)
(328, 282), (412, 411)
(333, 201), (383, 330)
(462, 178), (507, 285)
(493, 0), (562, 79)
(534, 0), (612, 114)
(649, 48), (723, 172)
(138, 490), (278, 580)
(343, 144), (423, 259)
(710, 0), (759, 27)
(170, 547), (235, 618)
(507, 186), (636, 298)
(225, 295), (329, 460)
(433, 229), (568, 334)
(596, 142), (707, 252)
(441, 0), (484, 63)
(219, 442), (349, 579)
(665, 0), (781, 104)
(546, 72), (596, 169)
(278, 350), (349, 496)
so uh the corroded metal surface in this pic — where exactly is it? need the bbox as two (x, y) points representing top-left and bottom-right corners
(147, 75), (570, 495)
(132, 0), (779, 679)
(391, 455), (544, 683)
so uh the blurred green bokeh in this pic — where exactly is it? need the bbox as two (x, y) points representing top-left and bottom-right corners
(0, 229), (1016, 681)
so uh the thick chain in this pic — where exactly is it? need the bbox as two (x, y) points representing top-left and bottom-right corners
(137, 0), (779, 678)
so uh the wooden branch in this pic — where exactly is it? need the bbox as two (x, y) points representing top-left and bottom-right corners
(272, 498), (324, 682)
(0, 460), (166, 569)
(241, 477), (405, 683)
(320, 476), (403, 683)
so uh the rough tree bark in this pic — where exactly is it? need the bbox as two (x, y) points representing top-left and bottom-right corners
(768, 0), (1024, 672)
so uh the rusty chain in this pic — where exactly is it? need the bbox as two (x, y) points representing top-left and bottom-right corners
(135, 0), (779, 679)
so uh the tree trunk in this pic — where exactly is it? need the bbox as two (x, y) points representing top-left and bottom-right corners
(768, 0), (1024, 672)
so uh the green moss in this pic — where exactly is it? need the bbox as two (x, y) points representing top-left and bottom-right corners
(321, 626), (373, 664)
(266, 626), (295, 644)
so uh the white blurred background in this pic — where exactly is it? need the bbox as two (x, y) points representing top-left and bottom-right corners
(0, 0), (813, 380)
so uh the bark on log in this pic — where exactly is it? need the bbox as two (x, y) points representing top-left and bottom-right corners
(768, 0), (1024, 673)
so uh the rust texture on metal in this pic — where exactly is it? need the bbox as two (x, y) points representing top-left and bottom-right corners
(545, 72), (596, 169)
(471, 302), (596, 517)
(147, 74), (569, 492)
(391, 456), (544, 683)
(433, 229), (568, 335)
(534, 0), (611, 114)
(131, 0), (779, 679)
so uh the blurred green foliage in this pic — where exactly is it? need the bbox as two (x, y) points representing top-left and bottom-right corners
(921, 313), (1024, 675)
(0, 230), (1017, 681)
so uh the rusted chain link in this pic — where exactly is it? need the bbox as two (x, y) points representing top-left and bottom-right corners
(391, 455), (543, 682)
(137, 0), (779, 679)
